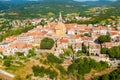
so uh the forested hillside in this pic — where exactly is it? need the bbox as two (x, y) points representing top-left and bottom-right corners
(0, 0), (120, 20)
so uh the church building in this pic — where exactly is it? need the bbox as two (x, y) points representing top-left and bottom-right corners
(55, 13), (66, 37)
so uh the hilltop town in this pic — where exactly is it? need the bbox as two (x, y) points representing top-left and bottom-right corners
(0, 13), (120, 80)
(0, 0), (120, 79)
(0, 13), (120, 57)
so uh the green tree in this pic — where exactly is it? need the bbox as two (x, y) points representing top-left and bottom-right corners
(47, 53), (63, 64)
(100, 46), (120, 58)
(101, 47), (108, 54)
(40, 19), (47, 27)
(77, 50), (83, 56)
(62, 45), (76, 62)
(27, 49), (36, 57)
(67, 58), (108, 79)
(49, 70), (58, 79)
(108, 46), (120, 58)
(67, 62), (78, 75)
(56, 64), (66, 75)
(101, 74), (109, 80)
(32, 65), (45, 77)
(15, 52), (24, 56)
(3, 55), (13, 67)
(40, 37), (55, 49)
(68, 45), (76, 62)
(84, 33), (89, 37)
(118, 63), (120, 68)
(82, 44), (87, 54)
(97, 35), (111, 44)
(3, 60), (11, 67)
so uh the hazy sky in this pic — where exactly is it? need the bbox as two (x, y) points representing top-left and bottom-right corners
(0, 0), (118, 1)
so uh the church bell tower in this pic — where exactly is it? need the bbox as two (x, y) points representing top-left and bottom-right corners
(55, 12), (66, 37)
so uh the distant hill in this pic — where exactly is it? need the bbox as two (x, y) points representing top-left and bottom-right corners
(82, 0), (120, 6)
(0, 0), (120, 20)
(0, 0), (120, 5)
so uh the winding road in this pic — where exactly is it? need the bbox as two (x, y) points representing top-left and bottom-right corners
(0, 70), (14, 80)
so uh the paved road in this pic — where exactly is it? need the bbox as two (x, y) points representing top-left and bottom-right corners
(0, 70), (14, 78)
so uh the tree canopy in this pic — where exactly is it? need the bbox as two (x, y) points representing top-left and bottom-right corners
(67, 58), (108, 79)
(97, 35), (111, 44)
(82, 44), (87, 54)
(47, 53), (63, 64)
(40, 37), (55, 49)
(101, 46), (120, 58)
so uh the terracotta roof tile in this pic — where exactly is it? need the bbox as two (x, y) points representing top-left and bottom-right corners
(59, 39), (69, 43)
(110, 32), (117, 35)
(81, 37), (89, 40)
(65, 24), (76, 30)
(74, 35), (80, 39)
(10, 42), (32, 49)
(4, 36), (17, 43)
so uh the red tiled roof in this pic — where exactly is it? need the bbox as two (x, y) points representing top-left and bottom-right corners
(4, 36), (17, 43)
(81, 37), (89, 40)
(65, 24), (76, 30)
(74, 35), (80, 39)
(41, 31), (47, 35)
(59, 39), (69, 43)
(111, 28), (116, 31)
(110, 32), (117, 35)
(10, 42), (32, 49)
